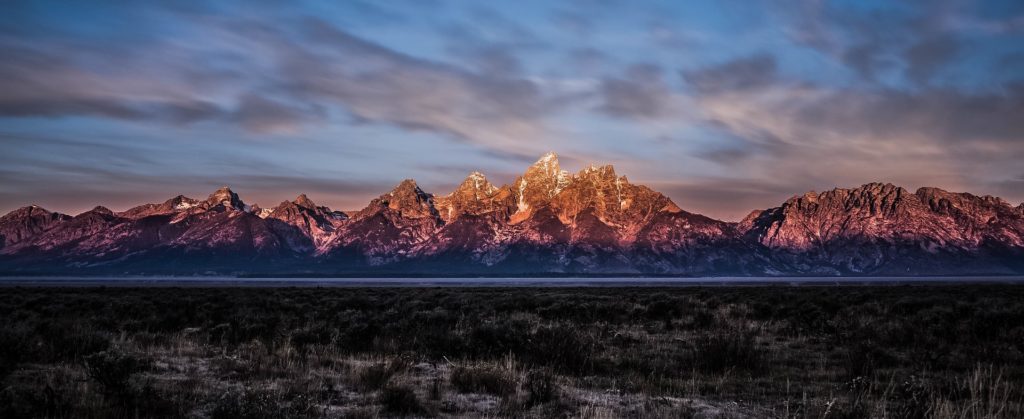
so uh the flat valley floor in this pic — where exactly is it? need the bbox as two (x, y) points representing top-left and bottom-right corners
(1, 285), (1022, 418)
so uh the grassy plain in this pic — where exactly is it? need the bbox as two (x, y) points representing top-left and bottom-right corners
(1, 285), (1022, 418)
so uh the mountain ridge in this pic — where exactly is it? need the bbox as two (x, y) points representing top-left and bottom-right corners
(2, 153), (1022, 276)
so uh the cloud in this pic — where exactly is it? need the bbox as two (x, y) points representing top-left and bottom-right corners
(3, 1), (1024, 220)
(0, 131), (396, 214)
(551, 9), (594, 37)
(597, 64), (674, 119)
(232, 94), (324, 134)
(436, 8), (549, 77)
(682, 53), (1024, 206)
(682, 54), (778, 94)
(0, 40), (227, 124)
(0, 6), (567, 154)
(769, 0), (989, 86)
(904, 35), (962, 84)
(271, 19), (559, 153)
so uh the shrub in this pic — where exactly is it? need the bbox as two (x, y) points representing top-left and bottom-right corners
(450, 366), (516, 396)
(211, 389), (275, 419)
(692, 328), (766, 374)
(524, 369), (558, 406)
(210, 388), (319, 419)
(84, 350), (151, 396)
(356, 356), (411, 391)
(0, 326), (29, 379)
(0, 379), (75, 418)
(891, 375), (932, 419)
(528, 324), (598, 374)
(36, 324), (110, 363)
(379, 385), (428, 415)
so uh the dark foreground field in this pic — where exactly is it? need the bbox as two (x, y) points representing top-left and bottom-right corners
(1, 286), (1022, 418)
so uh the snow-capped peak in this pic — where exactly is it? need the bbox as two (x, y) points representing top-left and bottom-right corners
(525, 152), (571, 197)
(456, 171), (497, 196)
(174, 200), (197, 210)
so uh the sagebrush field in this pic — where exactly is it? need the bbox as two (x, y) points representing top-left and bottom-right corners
(1, 285), (1022, 418)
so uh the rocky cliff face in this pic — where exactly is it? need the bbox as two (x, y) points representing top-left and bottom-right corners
(0, 206), (70, 249)
(510, 152), (571, 223)
(1, 154), (1022, 276)
(740, 183), (1024, 274)
(267, 194), (347, 250)
(320, 180), (444, 266)
(119, 195), (200, 219)
(434, 172), (514, 223)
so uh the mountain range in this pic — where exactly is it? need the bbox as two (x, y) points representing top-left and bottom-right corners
(2, 152), (1023, 276)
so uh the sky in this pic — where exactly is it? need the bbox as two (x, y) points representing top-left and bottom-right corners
(1, 0), (1023, 221)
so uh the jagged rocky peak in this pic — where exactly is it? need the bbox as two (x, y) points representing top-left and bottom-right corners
(164, 195), (197, 208)
(570, 164), (626, 197)
(552, 162), (682, 226)
(553, 164), (621, 209)
(434, 171), (516, 222)
(579, 163), (617, 179)
(389, 179), (427, 196)
(204, 186), (246, 210)
(739, 182), (917, 251)
(294, 194), (317, 209)
(272, 193), (342, 218)
(252, 204), (273, 219)
(375, 179), (437, 217)
(738, 209), (766, 229)
(741, 181), (1024, 256)
(67, 206), (118, 223)
(527, 152), (571, 192)
(270, 195), (315, 218)
(915, 186), (1007, 209)
(88, 206), (114, 216)
(119, 194), (201, 218)
(513, 152), (572, 217)
(780, 182), (910, 217)
(914, 187), (1021, 224)
(0, 205), (70, 248)
(2, 205), (60, 221)
(453, 172), (498, 198)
